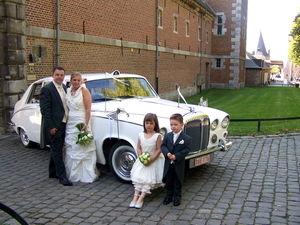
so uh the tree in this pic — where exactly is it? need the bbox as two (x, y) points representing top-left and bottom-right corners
(289, 12), (300, 65)
(270, 65), (281, 74)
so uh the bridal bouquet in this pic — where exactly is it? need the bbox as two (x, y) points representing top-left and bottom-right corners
(75, 123), (93, 146)
(139, 152), (151, 164)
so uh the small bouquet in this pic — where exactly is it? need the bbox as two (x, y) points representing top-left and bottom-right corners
(75, 123), (93, 146)
(139, 152), (151, 164)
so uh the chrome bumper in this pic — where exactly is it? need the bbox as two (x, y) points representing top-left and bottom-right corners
(185, 140), (233, 160)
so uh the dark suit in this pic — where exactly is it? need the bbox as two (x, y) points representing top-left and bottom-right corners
(161, 132), (191, 201)
(40, 81), (68, 179)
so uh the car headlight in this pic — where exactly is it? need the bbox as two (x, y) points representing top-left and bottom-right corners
(211, 119), (218, 130)
(221, 116), (230, 128)
(160, 127), (167, 139)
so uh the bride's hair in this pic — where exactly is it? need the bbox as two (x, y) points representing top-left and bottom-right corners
(71, 72), (82, 80)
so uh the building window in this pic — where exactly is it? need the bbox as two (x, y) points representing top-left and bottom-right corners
(186, 20), (190, 37)
(158, 7), (163, 28)
(217, 15), (223, 35)
(242, 16), (246, 39)
(214, 13), (226, 36)
(198, 26), (202, 41)
(216, 58), (221, 68)
(206, 30), (208, 43)
(174, 14), (178, 33)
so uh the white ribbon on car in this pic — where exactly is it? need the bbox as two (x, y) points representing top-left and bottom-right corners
(177, 86), (195, 112)
(106, 108), (129, 139)
(177, 86), (187, 105)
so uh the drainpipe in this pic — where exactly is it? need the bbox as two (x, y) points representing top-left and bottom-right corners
(56, 0), (60, 66)
(155, 0), (159, 93)
(199, 12), (203, 92)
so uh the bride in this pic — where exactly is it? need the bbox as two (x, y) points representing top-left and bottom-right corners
(64, 72), (100, 183)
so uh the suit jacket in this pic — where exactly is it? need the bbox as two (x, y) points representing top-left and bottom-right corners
(40, 82), (67, 148)
(161, 131), (191, 184)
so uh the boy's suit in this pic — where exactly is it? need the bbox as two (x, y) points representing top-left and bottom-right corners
(161, 132), (191, 203)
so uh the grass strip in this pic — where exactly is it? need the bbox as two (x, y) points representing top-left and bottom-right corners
(184, 87), (300, 136)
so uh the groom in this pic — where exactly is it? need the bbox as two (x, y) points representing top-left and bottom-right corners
(40, 66), (72, 186)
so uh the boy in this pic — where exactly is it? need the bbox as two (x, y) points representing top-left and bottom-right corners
(161, 113), (191, 206)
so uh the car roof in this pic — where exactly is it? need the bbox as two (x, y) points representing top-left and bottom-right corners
(36, 71), (145, 83)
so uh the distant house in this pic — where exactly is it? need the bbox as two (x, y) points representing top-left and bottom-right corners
(245, 52), (270, 86)
(245, 32), (271, 86)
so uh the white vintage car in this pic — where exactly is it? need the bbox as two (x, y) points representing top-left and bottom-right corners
(10, 70), (232, 183)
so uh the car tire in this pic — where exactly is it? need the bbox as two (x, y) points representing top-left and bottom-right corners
(19, 128), (35, 148)
(109, 141), (137, 184)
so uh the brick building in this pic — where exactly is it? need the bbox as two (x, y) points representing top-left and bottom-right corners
(206, 0), (247, 89)
(0, 0), (248, 134)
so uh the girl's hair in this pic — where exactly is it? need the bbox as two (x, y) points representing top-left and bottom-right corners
(71, 72), (82, 80)
(143, 113), (160, 133)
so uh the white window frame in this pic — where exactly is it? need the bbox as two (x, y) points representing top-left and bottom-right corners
(198, 26), (202, 41)
(186, 20), (190, 37)
(217, 15), (223, 35)
(173, 14), (178, 34)
(158, 7), (163, 29)
(213, 12), (226, 36)
(216, 58), (221, 68)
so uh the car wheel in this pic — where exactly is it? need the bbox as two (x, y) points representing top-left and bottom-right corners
(19, 128), (35, 148)
(109, 141), (137, 184)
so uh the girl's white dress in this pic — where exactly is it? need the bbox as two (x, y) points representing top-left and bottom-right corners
(64, 86), (99, 183)
(130, 132), (165, 193)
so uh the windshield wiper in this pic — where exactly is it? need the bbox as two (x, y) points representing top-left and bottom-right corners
(118, 95), (135, 99)
(93, 97), (114, 102)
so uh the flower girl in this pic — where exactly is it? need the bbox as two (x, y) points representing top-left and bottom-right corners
(129, 113), (165, 209)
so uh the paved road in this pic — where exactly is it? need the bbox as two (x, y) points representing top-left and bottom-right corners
(0, 134), (299, 225)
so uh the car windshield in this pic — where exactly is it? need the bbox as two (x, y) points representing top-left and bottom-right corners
(85, 77), (158, 102)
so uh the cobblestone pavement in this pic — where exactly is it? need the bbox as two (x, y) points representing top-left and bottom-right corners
(0, 134), (299, 225)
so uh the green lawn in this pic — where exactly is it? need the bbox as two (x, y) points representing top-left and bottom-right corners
(184, 87), (300, 136)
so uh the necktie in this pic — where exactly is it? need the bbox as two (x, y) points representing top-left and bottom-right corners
(173, 132), (179, 144)
(57, 85), (68, 122)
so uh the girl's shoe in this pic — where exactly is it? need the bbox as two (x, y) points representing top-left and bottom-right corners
(135, 201), (143, 209)
(129, 194), (140, 208)
(135, 194), (145, 209)
(129, 202), (136, 208)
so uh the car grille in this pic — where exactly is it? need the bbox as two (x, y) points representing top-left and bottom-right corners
(184, 117), (210, 152)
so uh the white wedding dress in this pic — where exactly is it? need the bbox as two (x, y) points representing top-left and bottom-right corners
(64, 86), (99, 183)
(130, 132), (165, 193)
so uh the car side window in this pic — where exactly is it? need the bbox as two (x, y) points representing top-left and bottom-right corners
(27, 82), (43, 104)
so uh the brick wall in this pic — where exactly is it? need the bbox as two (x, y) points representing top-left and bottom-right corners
(24, 0), (246, 92)
(245, 69), (260, 86)
(24, 0), (219, 95)
(26, 0), (157, 45)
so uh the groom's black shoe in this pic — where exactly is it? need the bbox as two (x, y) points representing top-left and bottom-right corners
(59, 178), (73, 186)
(163, 197), (172, 205)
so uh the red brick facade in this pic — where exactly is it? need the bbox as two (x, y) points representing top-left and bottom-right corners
(25, 0), (247, 95)
(0, 0), (248, 134)
(24, 0), (247, 98)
